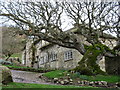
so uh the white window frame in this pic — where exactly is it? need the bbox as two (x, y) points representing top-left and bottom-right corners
(49, 52), (57, 61)
(64, 50), (73, 61)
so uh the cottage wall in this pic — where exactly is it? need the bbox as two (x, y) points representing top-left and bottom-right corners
(22, 39), (33, 67)
(22, 34), (117, 71)
(100, 38), (117, 49)
(22, 50), (26, 65)
(35, 44), (83, 70)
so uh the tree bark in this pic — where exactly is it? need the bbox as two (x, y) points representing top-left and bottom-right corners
(72, 44), (117, 75)
(5, 54), (12, 61)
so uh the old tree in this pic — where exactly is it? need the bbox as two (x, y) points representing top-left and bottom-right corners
(0, 1), (120, 75)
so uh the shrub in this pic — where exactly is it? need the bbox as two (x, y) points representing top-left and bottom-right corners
(0, 59), (13, 65)
(73, 66), (93, 75)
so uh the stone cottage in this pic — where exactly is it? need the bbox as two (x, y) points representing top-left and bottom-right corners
(22, 28), (117, 72)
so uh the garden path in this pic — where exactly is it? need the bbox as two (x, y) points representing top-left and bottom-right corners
(11, 70), (55, 85)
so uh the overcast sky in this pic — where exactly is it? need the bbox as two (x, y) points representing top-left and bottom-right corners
(0, 0), (74, 31)
(0, 0), (119, 36)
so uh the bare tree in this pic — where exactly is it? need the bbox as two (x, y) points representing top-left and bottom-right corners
(2, 26), (26, 60)
(63, 1), (120, 75)
(63, 1), (119, 44)
(0, 1), (119, 75)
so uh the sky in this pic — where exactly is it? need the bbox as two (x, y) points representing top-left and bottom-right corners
(0, 0), (119, 36)
(1, 0), (119, 2)
(0, 0), (74, 31)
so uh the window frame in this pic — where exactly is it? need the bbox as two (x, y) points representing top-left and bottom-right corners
(49, 52), (57, 62)
(64, 50), (73, 61)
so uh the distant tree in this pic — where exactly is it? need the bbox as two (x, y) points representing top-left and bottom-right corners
(0, 1), (119, 75)
(2, 26), (26, 60)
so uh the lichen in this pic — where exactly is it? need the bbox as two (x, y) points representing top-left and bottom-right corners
(73, 44), (112, 75)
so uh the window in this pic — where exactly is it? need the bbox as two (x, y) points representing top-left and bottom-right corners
(39, 56), (44, 64)
(64, 50), (73, 61)
(44, 55), (49, 63)
(52, 53), (57, 61)
(49, 52), (57, 61)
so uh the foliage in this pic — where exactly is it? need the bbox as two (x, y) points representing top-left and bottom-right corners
(73, 44), (109, 75)
(11, 53), (22, 58)
(0, 59), (13, 65)
(0, 65), (13, 84)
(2, 26), (26, 59)
(2, 82), (96, 88)
(10, 53), (22, 63)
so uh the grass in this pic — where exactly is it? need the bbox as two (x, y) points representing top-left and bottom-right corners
(4, 65), (119, 83)
(43, 70), (65, 78)
(10, 53), (22, 62)
(4, 65), (53, 73)
(2, 82), (97, 88)
(78, 74), (120, 83)
(4, 65), (32, 69)
(43, 70), (120, 83)
(11, 53), (22, 58)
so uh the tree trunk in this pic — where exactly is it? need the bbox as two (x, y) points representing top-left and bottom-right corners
(5, 54), (11, 61)
(31, 44), (36, 67)
(72, 44), (114, 75)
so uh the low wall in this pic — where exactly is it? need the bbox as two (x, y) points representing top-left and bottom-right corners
(105, 56), (120, 75)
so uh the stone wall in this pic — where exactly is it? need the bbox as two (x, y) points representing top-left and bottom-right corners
(22, 34), (117, 71)
(22, 50), (26, 65)
(35, 44), (83, 70)
(105, 56), (120, 75)
(22, 39), (33, 67)
(100, 38), (117, 49)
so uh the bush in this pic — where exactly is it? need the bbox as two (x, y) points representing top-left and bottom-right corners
(0, 65), (13, 84)
(0, 59), (13, 65)
(73, 65), (94, 76)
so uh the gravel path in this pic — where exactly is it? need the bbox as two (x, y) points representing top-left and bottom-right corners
(11, 70), (54, 85)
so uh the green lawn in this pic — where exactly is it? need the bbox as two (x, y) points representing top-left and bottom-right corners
(4, 65), (53, 73)
(78, 75), (120, 83)
(11, 53), (22, 58)
(43, 70), (65, 78)
(43, 70), (120, 83)
(2, 82), (96, 88)
(4, 65), (120, 83)
(4, 65), (32, 69)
